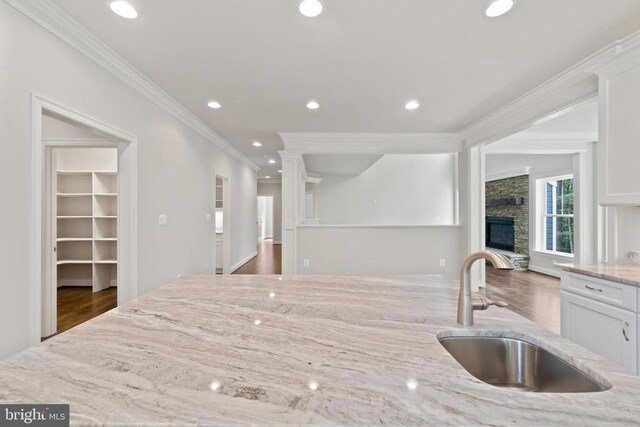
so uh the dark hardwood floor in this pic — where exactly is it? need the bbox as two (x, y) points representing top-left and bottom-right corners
(233, 239), (282, 275)
(483, 268), (561, 334)
(43, 287), (117, 340)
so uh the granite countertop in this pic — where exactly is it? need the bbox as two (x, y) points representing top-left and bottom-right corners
(556, 263), (640, 286)
(1, 274), (640, 426)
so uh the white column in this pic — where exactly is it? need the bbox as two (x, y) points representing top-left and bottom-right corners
(280, 152), (305, 275)
(467, 144), (485, 290)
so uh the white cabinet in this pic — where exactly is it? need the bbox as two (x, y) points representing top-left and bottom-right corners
(596, 51), (640, 205)
(561, 290), (637, 374)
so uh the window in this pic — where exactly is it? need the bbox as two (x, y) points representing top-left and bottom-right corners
(540, 175), (574, 255)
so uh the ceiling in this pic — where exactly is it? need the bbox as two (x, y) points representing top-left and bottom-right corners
(51, 0), (640, 178)
(304, 154), (383, 175)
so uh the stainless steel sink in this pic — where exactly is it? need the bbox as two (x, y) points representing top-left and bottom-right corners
(439, 336), (611, 393)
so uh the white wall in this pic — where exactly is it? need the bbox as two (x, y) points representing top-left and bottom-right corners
(312, 154), (457, 225)
(55, 147), (118, 171)
(485, 153), (575, 277)
(257, 183), (282, 243)
(609, 206), (640, 263)
(0, 3), (257, 359)
(265, 197), (273, 238)
(297, 226), (462, 279)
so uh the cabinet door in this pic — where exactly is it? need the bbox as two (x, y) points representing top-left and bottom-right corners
(561, 290), (637, 374)
(597, 58), (640, 205)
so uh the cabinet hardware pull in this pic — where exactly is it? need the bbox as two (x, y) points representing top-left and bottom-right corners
(623, 322), (631, 342)
(585, 285), (603, 292)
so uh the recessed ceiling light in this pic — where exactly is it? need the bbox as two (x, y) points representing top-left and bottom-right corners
(207, 101), (221, 109)
(268, 159), (276, 164)
(306, 101), (320, 110)
(278, 170), (282, 173)
(299, 0), (323, 17)
(405, 100), (420, 110)
(109, 1), (138, 19)
(252, 141), (262, 147)
(265, 176), (271, 179)
(484, 0), (515, 18)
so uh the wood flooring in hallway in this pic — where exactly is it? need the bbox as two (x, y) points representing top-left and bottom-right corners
(233, 239), (282, 275)
(483, 268), (561, 334)
(43, 286), (117, 340)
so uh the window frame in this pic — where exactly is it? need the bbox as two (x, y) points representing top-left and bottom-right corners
(536, 173), (575, 257)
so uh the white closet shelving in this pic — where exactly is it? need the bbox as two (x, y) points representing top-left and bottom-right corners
(56, 170), (117, 292)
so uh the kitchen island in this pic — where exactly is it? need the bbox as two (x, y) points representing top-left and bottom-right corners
(0, 274), (639, 425)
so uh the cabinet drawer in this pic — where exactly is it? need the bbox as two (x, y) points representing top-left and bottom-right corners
(562, 273), (637, 311)
(561, 291), (637, 374)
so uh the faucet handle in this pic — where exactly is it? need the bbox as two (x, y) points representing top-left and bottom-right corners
(473, 297), (509, 311)
(487, 299), (509, 308)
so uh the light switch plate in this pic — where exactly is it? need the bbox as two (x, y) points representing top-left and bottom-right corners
(159, 214), (168, 226)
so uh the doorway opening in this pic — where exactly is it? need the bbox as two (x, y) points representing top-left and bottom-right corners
(478, 98), (599, 334)
(31, 95), (137, 346)
(257, 196), (274, 243)
(48, 146), (119, 338)
(214, 173), (231, 274)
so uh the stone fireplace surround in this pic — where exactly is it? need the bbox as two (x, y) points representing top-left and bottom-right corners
(485, 175), (529, 269)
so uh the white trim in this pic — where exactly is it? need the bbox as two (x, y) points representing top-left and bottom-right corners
(498, 132), (598, 142)
(531, 250), (575, 259)
(486, 167), (531, 182)
(297, 224), (463, 229)
(5, 0), (258, 172)
(230, 251), (258, 273)
(273, 241), (282, 245)
(278, 132), (462, 154)
(485, 136), (596, 155)
(214, 170), (232, 274)
(461, 30), (640, 147)
(305, 176), (322, 184)
(528, 264), (562, 278)
(258, 179), (282, 184)
(30, 94), (138, 345)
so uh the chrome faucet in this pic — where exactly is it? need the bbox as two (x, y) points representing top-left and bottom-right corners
(457, 250), (514, 326)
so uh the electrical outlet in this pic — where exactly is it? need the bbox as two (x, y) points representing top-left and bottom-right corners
(628, 250), (640, 264)
(159, 214), (168, 226)
(440, 259), (446, 267)
(303, 259), (310, 268)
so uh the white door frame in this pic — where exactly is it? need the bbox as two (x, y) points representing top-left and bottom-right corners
(30, 94), (138, 345)
(257, 195), (274, 241)
(471, 97), (599, 289)
(214, 170), (231, 274)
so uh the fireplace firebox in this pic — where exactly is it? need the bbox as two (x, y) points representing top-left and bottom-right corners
(486, 216), (515, 252)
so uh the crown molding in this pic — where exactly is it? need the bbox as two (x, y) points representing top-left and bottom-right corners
(5, 0), (259, 171)
(461, 29), (640, 148)
(278, 132), (462, 154)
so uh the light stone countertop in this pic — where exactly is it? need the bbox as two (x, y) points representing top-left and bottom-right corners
(556, 263), (640, 286)
(1, 274), (639, 426)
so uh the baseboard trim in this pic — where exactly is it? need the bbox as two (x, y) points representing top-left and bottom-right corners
(230, 251), (258, 273)
(57, 280), (92, 287)
(528, 265), (561, 278)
